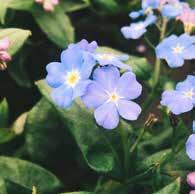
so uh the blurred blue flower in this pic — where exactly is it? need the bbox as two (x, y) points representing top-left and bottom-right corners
(186, 133), (195, 160)
(46, 41), (96, 108)
(121, 14), (157, 39)
(93, 52), (131, 70)
(162, 1), (189, 18)
(129, 0), (159, 19)
(156, 33), (195, 68)
(82, 66), (142, 129)
(161, 75), (195, 115)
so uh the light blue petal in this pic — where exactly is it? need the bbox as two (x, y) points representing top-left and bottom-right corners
(193, 121), (195, 132)
(93, 66), (120, 92)
(186, 134), (195, 160)
(73, 80), (91, 99)
(61, 47), (83, 70)
(144, 14), (157, 26)
(182, 45), (195, 60)
(51, 85), (73, 108)
(162, 4), (182, 18)
(166, 55), (184, 68)
(82, 81), (107, 109)
(161, 90), (193, 115)
(129, 10), (143, 19)
(179, 33), (195, 47)
(118, 99), (141, 120)
(110, 59), (132, 70)
(116, 72), (142, 100)
(46, 62), (66, 88)
(94, 102), (119, 130)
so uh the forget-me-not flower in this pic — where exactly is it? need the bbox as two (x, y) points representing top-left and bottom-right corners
(82, 66), (142, 129)
(186, 122), (195, 160)
(46, 40), (96, 108)
(156, 33), (195, 68)
(161, 75), (195, 115)
(92, 52), (131, 70)
(121, 14), (157, 39)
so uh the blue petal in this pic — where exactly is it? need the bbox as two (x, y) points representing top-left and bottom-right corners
(176, 76), (195, 92)
(179, 33), (195, 47)
(116, 72), (142, 100)
(82, 81), (107, 109)
(93, 66), (120, 92)
(193, 121), (195, 132)
(166, 55), (184, 68)
(110, 59), (132, 70)
(186, 134), (195, 160)
(182, 45), (195, 60)
(94, 102), (119, 130)
(129, 10), (143, 19)
(117, 99), (141, 120)
(73, 80), (91, 99)
(162, 4), (182, 18)
(46, 62), (66, 88)
(61, 47), (83, 70)
(144, 14), (157, 26)
(161, 90), (193, 115)
(51, 85), (73, 108)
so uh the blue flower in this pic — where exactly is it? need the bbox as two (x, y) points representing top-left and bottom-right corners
(162, 1), (189, 18)
(129, 0), (159, 19)
(161, 75), (195, 115)
(156, 33), (195, 68)
(82, 66), (142, 129)
(46, 41), (96, 108)
(186, 134), (195, 160)
(92, 52), (131, 70)
(121, 14), (157, 39)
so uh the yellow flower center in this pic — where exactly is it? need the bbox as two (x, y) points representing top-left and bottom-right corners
(108, 92), (119, 103)
(66, 70), (80, 88)
(172, 43), (184, 54)
(183, 89), (194, 100)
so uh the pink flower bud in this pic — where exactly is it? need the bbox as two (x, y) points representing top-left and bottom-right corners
(190, 191), (195, 194)
(52, 0), (59, 5)
(0, 51), (11, 62)
(136, 44), (146, 53)
(187, 172), (195, 188)
(0, 38), (11, 51)
(43, 1), (54, 12)
(35, 0), (43, 3)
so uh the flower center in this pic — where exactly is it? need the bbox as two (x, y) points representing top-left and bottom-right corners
(108, 92), (119, 103)
(172, 43), (184, 54)
(183, 89), (194, 100)
(66, 70), (80, 88)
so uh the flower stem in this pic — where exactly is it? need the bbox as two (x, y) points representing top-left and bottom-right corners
(119, 127), (130, 179)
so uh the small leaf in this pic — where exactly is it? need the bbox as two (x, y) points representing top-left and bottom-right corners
(0, 99), (9, 128)
(31, 6), (74, 48)
(152, 178), (181, 194)
(0, 156), (62, 193)
(0, 128), (15, 144)
(0, 28), (31, 55)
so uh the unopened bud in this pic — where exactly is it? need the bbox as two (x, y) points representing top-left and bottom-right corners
(187, 172), (195, 188)
(144, 113), (158, 128)
(0, 51), (11, 62)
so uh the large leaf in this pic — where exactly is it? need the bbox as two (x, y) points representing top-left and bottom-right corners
(61, 192), (94, 194)
(0, 156), (62, 193)
(0, 0), (33, 23)
(35, 80), (115, 173)
(0, 28), (31, 55)
(97, 47), (151, 80)
(31, 6), (74, 48)
(62, 0), (90, 12)
(0, 99), (9, 128)
(0, 178), (7, 194)
(152, 178), (180, 194)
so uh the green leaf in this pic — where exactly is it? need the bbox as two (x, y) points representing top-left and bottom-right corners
(0, 156), (62, 193)
(62, 0), (89, 12)
(152, 178), (180, 194)
(0, 128), (15, 144)
(35, 80), (115, 173)
(0, 178), (7, 194)
(31, 6), (74, 48)
(0, 99), (9, 128)
(97, 47), (151, 80)
(186, 0), (195, 7)
(61, 192), (94, 194)
(0, 28), (31, 55)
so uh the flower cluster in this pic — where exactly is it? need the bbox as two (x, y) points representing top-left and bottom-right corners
(0, 38), (11, 71)
(46, 39), (142, 129)
(35, 0), (59, 12)
(121, 0), (193, 40)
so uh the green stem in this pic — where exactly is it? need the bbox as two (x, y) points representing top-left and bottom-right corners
(144, 35), (155, 50)
(119, 127), (130, 179)
(101, 131), (122, 169)
(130, 127), (146, 153)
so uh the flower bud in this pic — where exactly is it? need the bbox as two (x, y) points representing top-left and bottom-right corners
(187, 172), (195, 188)
(52, 0), (59, 5)
(0, 51), (11, 62)
(0, 38), (11, 51)
(43, 1), (54, 12)
(190, 190), (195, 194)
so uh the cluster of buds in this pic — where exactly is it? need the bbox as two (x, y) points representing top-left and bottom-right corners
(35, 0), (59, 12)
(0, 38), (11, 71)
(187, 172), (195, 194)
(177, 9), (195, 34)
